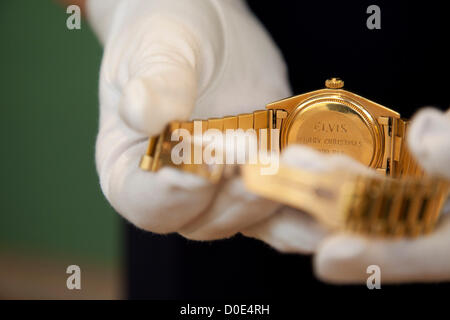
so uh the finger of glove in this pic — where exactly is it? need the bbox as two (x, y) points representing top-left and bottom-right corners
(95, 114), (217, 234)
(407, 107), (450, 179)
(314, 213), (450, 284)
(242, 207), (329, 254)
(179, 176), (281, 241)
(236, 146), (368, 254)
(107, 16), (201, 136)
(281, 145), (375, 175)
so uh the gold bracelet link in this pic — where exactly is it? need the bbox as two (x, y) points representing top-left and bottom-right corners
(393, 119), (424, 178)
(343, 174), (449, 237)
(139, 110), (271, 175)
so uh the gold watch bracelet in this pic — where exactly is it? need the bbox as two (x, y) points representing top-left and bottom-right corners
(140, 113), (449, 237)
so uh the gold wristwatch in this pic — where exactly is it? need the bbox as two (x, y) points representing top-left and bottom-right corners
(140, 78), (449, 237)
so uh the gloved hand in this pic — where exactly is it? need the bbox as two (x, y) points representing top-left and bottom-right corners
(87, 0), (324, 246)
(247, 108), (450, 283)
(312, 108), (450, 284)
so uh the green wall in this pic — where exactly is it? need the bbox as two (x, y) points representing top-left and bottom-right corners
(0, 0), (120, 266)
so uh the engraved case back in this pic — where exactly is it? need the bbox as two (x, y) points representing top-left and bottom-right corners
(281, 95), (382, 167)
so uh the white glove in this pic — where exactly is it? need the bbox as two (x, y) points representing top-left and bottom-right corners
(87, 0), (315, 244)
(314, 108), (450, 284)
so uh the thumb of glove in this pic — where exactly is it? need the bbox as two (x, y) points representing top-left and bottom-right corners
(115, 17), (201, 135)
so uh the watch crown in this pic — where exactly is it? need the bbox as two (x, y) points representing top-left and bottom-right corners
(325, 78), (344, 89)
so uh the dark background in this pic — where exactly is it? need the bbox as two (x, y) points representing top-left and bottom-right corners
(128, 0), (450, 299)
(247, 0), (450, 118)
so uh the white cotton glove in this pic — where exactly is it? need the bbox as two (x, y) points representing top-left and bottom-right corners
(314, 108), (450, 284)
(87, 0), (296, 241)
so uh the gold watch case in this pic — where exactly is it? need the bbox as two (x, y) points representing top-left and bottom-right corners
(267, 78), (400, 171)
